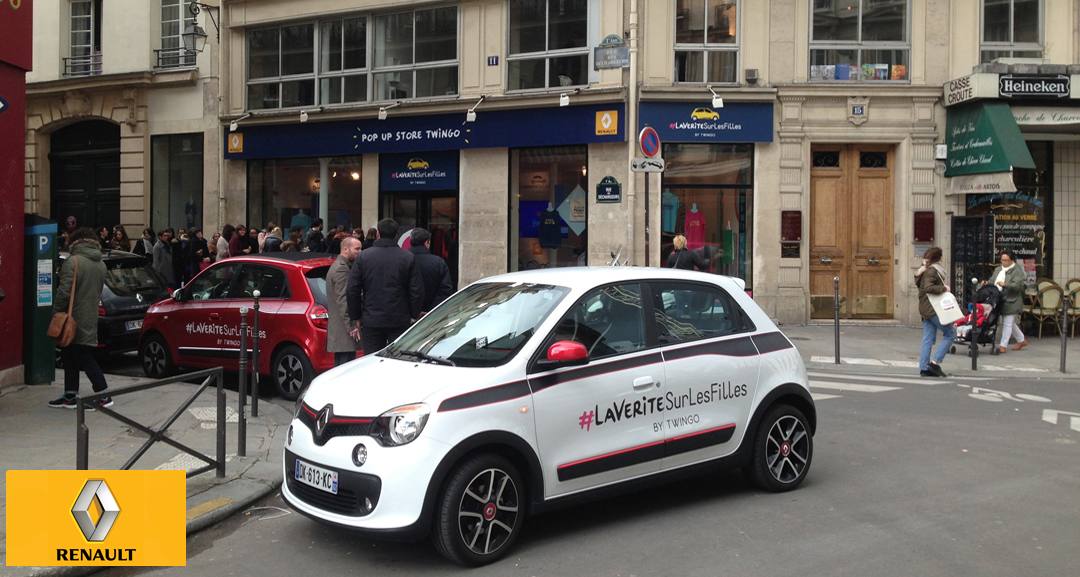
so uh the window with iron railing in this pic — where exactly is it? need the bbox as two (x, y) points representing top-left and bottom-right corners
(158, 0), (197, 69)
(66, 0), (103, 76)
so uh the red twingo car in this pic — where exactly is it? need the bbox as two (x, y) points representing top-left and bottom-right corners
(139, 253), (338, 400)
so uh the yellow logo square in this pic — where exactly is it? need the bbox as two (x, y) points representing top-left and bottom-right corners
(6, 470), (186, 566)
(595, 110), (618, 135)
(228, 133), (244, 153)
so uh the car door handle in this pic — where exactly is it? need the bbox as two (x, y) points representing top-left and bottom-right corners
(633, 376), (658, 390)
(209, 313), (221, 320)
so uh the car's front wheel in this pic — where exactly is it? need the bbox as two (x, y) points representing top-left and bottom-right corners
(272, 345), (313, 401)
(141, 333), (176, 379)
(748, 404), (813, 492)
(432, 454), (524, 566)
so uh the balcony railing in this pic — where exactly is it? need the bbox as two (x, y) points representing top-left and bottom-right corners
(64, 54), (103, 77)
(155, 47), (197, 70)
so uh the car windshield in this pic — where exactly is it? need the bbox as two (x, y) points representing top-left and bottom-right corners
(305, 267), (329, 306)
(384, 282), (570, 368)
(104, 259), (165, 297)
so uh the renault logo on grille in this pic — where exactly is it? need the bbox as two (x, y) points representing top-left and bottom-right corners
(72, 480), (121, 542)
(316, 405), (332, 436)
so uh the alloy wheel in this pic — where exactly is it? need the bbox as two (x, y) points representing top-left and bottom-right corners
(457, 468), (519, 556)
(765, 415), (810, 484)
(144, 341), (166, 376)
(276, 355), (304, 395)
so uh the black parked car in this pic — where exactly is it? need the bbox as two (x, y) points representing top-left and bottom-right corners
(56, 250), (171, 365)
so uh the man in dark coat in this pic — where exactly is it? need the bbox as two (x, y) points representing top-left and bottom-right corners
(409, 228), (454, 314)
(326, 237), (363, 366)
(49, 228), (112, 409)
(346, 219), (423, 355)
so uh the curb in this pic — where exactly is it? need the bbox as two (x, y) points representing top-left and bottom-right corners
(804, 361), (1076, 381)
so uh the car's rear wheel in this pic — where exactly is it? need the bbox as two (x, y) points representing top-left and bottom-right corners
(748, 404), (813, 492)
(141, 333), (175, 379)
(432, 454), (524, 566)
(272, 345), (312, 401)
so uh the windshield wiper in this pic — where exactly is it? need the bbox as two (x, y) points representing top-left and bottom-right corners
(395, 350), (455, 366)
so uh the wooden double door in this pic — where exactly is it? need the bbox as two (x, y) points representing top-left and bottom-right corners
(810, 145), (894, 319)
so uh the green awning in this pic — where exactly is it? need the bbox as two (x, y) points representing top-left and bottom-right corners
(945, 102), (1035, 177)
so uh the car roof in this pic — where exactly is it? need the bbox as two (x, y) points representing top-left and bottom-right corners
(59, 249), (144, 261)
(225, 253), (336, 267)
(476, 267), (746, 291)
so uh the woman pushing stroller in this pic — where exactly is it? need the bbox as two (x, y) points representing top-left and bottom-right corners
(981, 250), (1029, 354)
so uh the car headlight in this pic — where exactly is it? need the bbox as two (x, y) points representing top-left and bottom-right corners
(371, 403), (431, 447)
(294, 388), (308, 418)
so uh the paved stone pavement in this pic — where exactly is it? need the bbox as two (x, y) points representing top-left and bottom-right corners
(0, 368), (292, 577)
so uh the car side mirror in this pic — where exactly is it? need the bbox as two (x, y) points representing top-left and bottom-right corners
(171, 289), (183, 302)
(536, 340), (589, 370)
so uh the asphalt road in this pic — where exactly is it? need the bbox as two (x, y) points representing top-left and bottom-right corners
(103, 369), (1080, 577)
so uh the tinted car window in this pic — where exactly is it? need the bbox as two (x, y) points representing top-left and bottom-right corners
(103, 258), (165, 297)
(549, 283), (647, 359)
(186, 263), (240, 301)
(231, 264), (290, 299)
(305, 266), (328, 306)
(651, 281), (745, 344)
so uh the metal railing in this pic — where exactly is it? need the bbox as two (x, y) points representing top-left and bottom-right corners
(63, 55), (103, 77)
(154, 48), (197, 69)
(76, 368), (226, 479)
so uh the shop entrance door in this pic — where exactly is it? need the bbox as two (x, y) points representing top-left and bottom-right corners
(383, 192), (459, 288)
(809, 145), (894, 319)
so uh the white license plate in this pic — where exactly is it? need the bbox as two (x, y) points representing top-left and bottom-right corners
(294, 458), (338, 495)
(125, 320), (143, 331)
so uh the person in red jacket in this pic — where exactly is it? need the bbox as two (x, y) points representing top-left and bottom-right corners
(229, 224), (251, 258)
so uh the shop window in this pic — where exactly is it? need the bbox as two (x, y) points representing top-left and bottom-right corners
(674, 0), (739, 84)
(981, 0), (1042, 63)
(507, 0), (590, 90)
(159, 0), (196, 68)
(247, 24), (316, 109)
(661, 143), (754, 290)
(809, 0), (909, 82)
(151, 134), (204, 234)
(247, 158), (364, 236)
(372, 7), (459, 100)
(67, 0), (103, 76)
(966, 141), (1052, 291)
(510, 146), (588, 271)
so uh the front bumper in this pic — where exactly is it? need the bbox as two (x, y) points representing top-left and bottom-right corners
(281, 416), (450, 533)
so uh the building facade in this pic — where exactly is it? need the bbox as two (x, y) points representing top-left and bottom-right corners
(24, 0), (222, 238)
(24, 0), (1080, 327)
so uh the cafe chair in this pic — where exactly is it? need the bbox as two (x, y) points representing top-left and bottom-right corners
(1031, 285), (1064, 338)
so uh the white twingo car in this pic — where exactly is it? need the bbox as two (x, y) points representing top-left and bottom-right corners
(283, 268), (815, 566)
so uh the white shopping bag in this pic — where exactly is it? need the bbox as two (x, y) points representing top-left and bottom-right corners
(928, 291), (965, 325)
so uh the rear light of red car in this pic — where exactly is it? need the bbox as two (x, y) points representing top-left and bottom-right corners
(309, 304), (329, 330)
(98, 307), (107, 317)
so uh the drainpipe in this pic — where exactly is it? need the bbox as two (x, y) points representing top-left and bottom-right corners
(626, 0), (639, 265)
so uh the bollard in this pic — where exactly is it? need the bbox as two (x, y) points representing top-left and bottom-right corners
(251, 290), (260, 418)
(833, 277), (840, 365)
(238, 307), (248, 458)
(1062, 295), (1070, 374)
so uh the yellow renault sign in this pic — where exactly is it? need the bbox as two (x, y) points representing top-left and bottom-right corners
(6, 470), (186, 566)
(595, 110), (618, 135)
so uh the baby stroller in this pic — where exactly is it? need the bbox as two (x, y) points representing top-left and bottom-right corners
(950, 284), (1002, 355)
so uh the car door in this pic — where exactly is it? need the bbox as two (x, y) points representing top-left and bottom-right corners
(529, 282), (664, 498)
(650, 280), (760, 470)
(224, 263), (290, 364)
(173, 262), (242, 366)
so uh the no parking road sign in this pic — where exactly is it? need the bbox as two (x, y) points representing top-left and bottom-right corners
(638, 125), (660, 158)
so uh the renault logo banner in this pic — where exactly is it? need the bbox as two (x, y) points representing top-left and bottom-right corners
(6, 470), (186, 566)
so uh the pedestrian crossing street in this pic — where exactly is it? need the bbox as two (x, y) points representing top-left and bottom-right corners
(807, 371), (950, 401)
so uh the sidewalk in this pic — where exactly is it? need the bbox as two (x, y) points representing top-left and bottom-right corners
(0, 369), (292, 576)
(781, 323), (1080, 379)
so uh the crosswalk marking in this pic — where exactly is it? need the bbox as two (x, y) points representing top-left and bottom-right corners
(811, 393), (842, 401)
(809, 380), (902, 393)
(806, 372), (950, 386)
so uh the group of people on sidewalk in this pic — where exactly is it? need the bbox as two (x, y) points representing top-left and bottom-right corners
(916, 247), (1029, 377)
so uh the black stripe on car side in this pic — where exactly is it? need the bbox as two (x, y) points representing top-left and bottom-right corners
(438, 380), (532, 412)
(556, 423), (737, 482)
(661, 335), (757, 361)
(751, 331), (794, 354)
(528, 352), (665, 393)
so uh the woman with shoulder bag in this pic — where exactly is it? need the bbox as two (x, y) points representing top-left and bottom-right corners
(915, 247), (956, 377)
(48, 228), (112, 409)
(984, 250), (1028, 354)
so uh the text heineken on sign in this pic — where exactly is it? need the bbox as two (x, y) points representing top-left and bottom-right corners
(998, 75), (1070, 99)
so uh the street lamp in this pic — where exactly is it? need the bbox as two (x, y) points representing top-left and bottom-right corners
(183, 1), (220, 54)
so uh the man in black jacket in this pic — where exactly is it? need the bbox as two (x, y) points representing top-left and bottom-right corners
(346, 219), (423, 354)
(409, 228), (454, 314)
